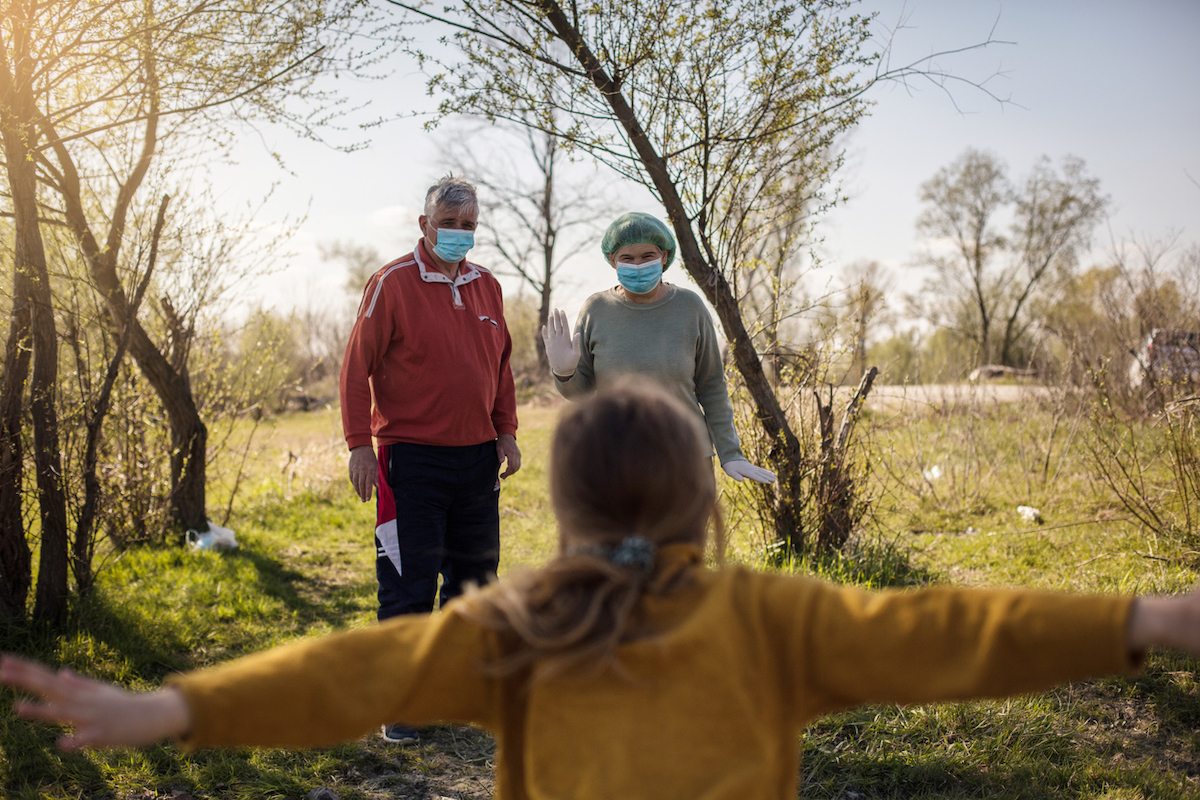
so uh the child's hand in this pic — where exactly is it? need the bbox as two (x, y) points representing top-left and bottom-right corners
(1, 654), (191, 750)
(1127, 590), (1200, 658)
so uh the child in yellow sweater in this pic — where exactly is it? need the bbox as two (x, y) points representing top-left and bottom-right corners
(4, 380), (1200, 800)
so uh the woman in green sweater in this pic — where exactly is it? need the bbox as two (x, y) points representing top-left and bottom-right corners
(4, 380), (1200, 800)
(542, 211), (776, 483)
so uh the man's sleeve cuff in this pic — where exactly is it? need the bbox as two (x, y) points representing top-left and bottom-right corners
(346, 436), (373, 450)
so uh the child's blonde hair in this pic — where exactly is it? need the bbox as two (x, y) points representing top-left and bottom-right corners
(463, 379), (722, 675)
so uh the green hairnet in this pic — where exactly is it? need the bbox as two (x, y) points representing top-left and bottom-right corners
(601, 212), (676, 269)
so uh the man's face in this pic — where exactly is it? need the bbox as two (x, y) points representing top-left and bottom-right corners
(419, 204), (478, 244)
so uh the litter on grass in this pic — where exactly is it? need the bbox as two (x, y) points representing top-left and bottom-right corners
(187, 522), (239, 552)
(1016, 505), (1043, 524)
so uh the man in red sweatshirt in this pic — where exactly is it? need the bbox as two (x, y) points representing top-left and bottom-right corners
(339, 176), (520, 742)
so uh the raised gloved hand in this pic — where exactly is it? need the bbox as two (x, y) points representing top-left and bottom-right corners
(722, 459), (777, 484)
(541, 308), (581, 378)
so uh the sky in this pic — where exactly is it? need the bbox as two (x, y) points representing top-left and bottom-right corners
(213, 0), (1200, 326)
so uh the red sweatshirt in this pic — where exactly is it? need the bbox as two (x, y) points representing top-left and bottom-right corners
(340, 241), (518, 450)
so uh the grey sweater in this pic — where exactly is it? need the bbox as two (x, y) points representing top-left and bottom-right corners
(554, 285), (744, 464)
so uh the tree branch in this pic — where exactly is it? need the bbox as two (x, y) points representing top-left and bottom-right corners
(34, 46), (327, 151)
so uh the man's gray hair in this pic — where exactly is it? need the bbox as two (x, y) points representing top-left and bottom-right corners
(424, 175), (479, 218)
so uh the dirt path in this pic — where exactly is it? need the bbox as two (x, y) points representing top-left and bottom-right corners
(864, 382), (1051, 412)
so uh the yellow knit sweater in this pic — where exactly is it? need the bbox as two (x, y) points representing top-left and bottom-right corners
(170, 546), (1137, 799)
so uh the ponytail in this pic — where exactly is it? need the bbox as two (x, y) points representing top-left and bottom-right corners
(460, 380), (721, 677)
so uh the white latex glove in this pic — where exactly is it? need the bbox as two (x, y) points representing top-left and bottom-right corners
(541, 308), (581, 377)
(722, 459), (777, 484)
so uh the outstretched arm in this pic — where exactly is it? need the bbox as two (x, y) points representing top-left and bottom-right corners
(4, 609), (497, 752)
(1, 655), (190, 750)
(5, 591), (1199, 752)
(790, 579), (1200, 719)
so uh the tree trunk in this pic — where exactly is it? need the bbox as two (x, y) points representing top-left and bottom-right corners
(536, 270), (552, 375)
(971, 237), (991, 368)
(1000, 272), (1043, 367)
(536, 138), (555, 375)
(0, 94), (69, 624)
(28, 213), (70, 623)
(74, 196), (171, 593)
(540, 0), (807, 547)
(168, 420), (208, 530)
(813, 368), (877, 550)
(0, 35), (33, 617)
(154, 295), (208, 532)
(856, 315), (867, 383)
(47, 56), (210, 535)
(0, 222), (33, 621)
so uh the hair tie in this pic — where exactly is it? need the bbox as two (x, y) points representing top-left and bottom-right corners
(568, 535), (657, 577)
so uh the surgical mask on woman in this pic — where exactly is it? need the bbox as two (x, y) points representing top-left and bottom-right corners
(616, 259), (662, 295)
(432, 228), (475, 262)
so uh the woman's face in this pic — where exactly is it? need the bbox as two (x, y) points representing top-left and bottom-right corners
(610, 243), (665, 269)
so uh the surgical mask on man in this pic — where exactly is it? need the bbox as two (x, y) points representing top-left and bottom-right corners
(616, 259), (663, 295)
(432, 228), (475, 263)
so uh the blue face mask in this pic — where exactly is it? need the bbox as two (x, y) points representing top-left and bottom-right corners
(431, 228), (474, 263)
(616, 259), (663, 295)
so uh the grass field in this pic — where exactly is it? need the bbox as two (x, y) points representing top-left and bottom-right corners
(2, 392), (1198, 799)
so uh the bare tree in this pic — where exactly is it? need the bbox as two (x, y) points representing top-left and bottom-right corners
(915, 148), (1009, 368)
(0, 0), (384, 622)
(322, 240), (385, 298)
(841, 261), (892, 382)
(1115, 235), (1200, 341)
(1001, 155), (1107, 365)
(915, 149), (1107, 370)
(1, 4), (70, 619)
(728, 162), (823, 389)
(69, 196), (170, 598)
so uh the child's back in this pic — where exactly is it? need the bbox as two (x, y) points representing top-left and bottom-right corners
(170, 540), (1132, 799)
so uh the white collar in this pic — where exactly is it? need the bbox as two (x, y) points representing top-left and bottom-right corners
(414, 246), (482, 308)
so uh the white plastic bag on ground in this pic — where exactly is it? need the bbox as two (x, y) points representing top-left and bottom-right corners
(1016, 505), (1042, 524)
(186, 522), (239, 552)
